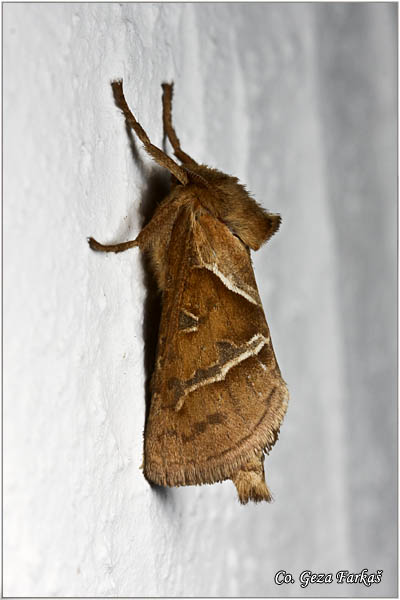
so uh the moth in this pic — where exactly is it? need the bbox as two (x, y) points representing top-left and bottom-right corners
(88, 80), (289, 504)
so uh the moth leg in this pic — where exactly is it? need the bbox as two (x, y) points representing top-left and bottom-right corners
(161, 83), (197, 166)
(231, 451), (272, 504)
(88, 195), (185, 254)
(88, 237), (139, 253)
(111, 80), (189, 186)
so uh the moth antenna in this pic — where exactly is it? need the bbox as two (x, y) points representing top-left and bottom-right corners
(111, 79), (189, 186)
(162, 82), (197, 167)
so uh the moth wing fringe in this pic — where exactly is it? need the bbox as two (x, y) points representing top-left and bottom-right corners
(144, 385), (288, 489)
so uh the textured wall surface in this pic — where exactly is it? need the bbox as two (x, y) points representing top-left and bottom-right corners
(4, 3), (397, 597)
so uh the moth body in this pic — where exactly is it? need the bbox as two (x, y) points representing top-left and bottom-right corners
(88, 80), (288, 504)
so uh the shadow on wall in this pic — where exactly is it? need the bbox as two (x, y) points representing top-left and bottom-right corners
(123, 118), (167, 411)
(113, 85), (174, 501)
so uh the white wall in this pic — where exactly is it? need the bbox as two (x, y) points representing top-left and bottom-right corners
(4, 3), (397, 597)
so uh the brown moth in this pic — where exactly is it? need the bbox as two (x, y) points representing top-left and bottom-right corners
(88, 80), (289, 504)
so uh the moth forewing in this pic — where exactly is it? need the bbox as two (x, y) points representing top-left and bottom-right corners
(88, 80), (288, 504)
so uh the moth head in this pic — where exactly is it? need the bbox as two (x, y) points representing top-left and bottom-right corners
(186, 164), (281, 251)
